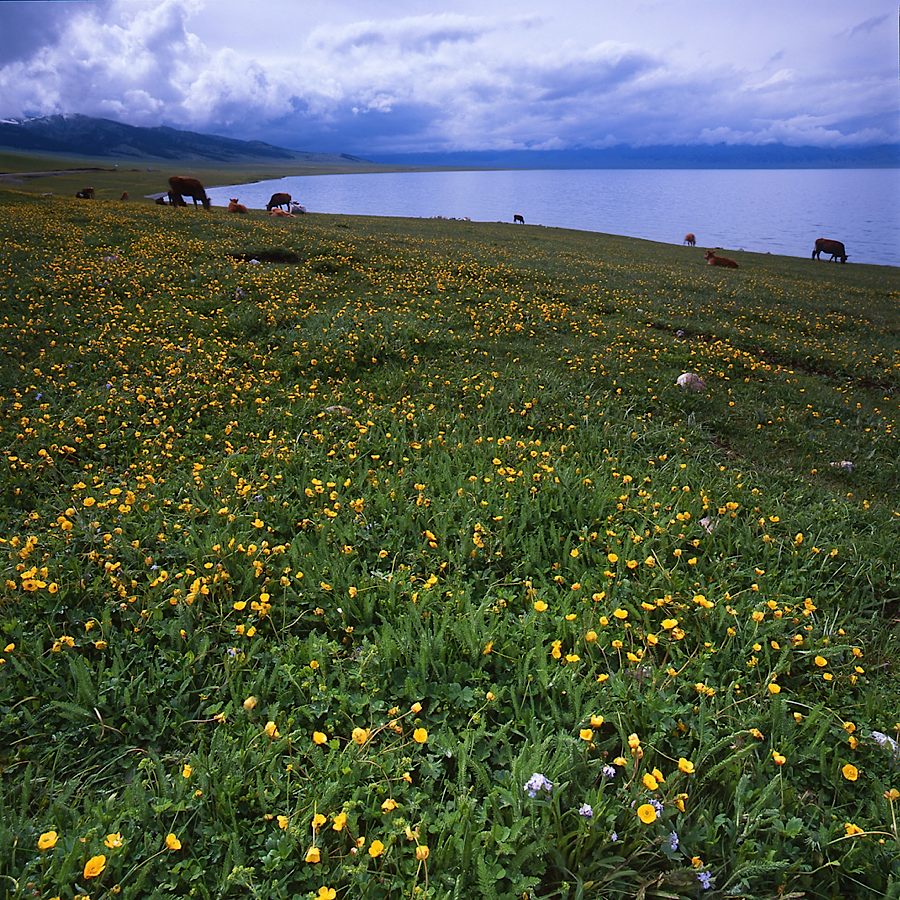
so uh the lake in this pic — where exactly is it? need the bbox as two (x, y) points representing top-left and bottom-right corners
(207, 168), (900, 267)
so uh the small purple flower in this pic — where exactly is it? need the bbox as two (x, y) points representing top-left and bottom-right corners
(578, 803), (593, 818)
(524, 772), (553, 798)
(610, 831), (619, 842)
(697, 870), (714, 890)
(602, 764), (616, 779)
(650, 798), (664, 815)
(667, 831), (679, 852)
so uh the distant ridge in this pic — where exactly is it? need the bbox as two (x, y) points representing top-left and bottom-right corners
(373, 144), (900, 169)
(0, 114), (368, 164)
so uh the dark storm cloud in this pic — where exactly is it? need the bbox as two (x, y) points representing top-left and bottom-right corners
(0, 1), (103, 64)
(314, 18), (491, 53)
(847, 13), (890, 38)
(532, 49), (659, 102)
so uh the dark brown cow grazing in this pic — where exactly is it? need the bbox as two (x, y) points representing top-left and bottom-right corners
(513, 214), (525, 224)
(119, 191), (129, 201)
(704, 249), (739, 268)
(75, 187), (94, 199)
(227, 198), (249, 214)
(812, 237), (848, 263)
(267, 192), (291, 212)
(684, 233), (696, 246)
(167, 176), (211, 209)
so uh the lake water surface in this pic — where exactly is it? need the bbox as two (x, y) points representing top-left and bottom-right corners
(207, 168), (899, 267)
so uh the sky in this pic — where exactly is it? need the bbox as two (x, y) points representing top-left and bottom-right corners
(0, 0), (897, 154)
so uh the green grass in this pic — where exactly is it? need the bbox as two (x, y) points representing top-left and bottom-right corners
(0, 186), (898, 900)
(0, 148), (415, 202)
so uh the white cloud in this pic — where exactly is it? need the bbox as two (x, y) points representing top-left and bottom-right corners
(746, 68), (796, 92)
(0, 0), (895, 151)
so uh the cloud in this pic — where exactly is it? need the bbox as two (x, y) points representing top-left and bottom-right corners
(0, 0), (204, 119)
(847, 13), (889, 38)
(746, 68), (796, 92)
(0, 1), (103, 64)
(307, 13), (523, 54)
(0, 1), (896, 151)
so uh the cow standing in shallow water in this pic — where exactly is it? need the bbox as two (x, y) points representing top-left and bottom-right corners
(812, 238), (848, 263)
(704, 250), (739, 268)
(167, 176), (211, 209)
(267, 192), (292, 212)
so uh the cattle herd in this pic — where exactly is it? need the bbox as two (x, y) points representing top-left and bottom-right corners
(71, 178), (850, 264)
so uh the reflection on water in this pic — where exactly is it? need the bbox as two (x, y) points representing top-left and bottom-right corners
(207, 168), (899, 267)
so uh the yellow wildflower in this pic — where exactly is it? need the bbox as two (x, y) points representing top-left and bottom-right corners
(637, 803), (657, 824)
(642, 773), (659, 790)
(83, 855), (106, 878)
(37, 830), (58, 851)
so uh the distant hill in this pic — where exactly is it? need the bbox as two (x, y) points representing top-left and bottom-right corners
(374, 144), (900, 169)
(0, 114), (367, 164)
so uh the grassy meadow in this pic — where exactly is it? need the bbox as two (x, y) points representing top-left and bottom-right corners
(0, 149), (409, 206)
(0, 184), (898, 899)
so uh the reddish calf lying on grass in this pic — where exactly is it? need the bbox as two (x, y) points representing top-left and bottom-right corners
(704, 250), (739, 268)
(227, 199), (249, 214)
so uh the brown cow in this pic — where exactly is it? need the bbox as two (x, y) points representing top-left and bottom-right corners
(75, 187), (94, 199)
(227, 198), (249, 214)
(513, 213), (525, 224)
(704, 250), (739, 268)
(812, 237), (848, 263)
(167, 176), (211, 209)
(119, 191), (129, 201)
(684, 233), (696, 246)
(267, 192), (291, 212)
(268, 208), (294, 217)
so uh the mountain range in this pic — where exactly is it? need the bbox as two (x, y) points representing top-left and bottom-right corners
(0, 114), (366, 164)
(1, 115), (897, 169)
(374, 144), (900, 169)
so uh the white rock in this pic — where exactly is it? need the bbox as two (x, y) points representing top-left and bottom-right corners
(676, 372), (706, 392)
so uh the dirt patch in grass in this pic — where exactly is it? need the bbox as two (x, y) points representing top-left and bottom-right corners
(229, 249), (302, 264)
